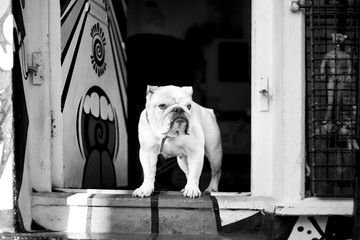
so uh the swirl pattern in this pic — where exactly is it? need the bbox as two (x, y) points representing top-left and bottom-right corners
(90, 23), (107, 77)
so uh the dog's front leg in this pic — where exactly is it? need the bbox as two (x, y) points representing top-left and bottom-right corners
(182, 152), (204, 198)
(132, 149), (158, 198)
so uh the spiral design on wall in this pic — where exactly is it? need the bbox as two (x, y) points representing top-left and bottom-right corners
(90, 22), (107, 77)
(95, 121), (107, 145)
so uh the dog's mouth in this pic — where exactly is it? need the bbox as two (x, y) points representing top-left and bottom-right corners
(166, 114), (189, 136)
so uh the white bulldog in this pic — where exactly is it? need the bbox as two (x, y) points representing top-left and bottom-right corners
(133, 85), (222, 198)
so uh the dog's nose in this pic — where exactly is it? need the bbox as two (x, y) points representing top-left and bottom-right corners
(173, 107), (184, 114)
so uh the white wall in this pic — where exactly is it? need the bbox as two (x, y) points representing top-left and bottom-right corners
(251, 0), (305, 201)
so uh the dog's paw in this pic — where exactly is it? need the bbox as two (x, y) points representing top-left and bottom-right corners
(132, 184), (154, 198)
(182, 184), (201, 198)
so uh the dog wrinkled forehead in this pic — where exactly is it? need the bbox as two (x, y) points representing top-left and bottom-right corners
(146, 85), (193, 102)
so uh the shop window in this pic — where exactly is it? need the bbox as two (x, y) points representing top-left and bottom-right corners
(305, 0), (360, 197)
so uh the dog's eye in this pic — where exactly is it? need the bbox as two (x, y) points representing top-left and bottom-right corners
(158, 104), (167, 110)
(187, 104), (191, 110)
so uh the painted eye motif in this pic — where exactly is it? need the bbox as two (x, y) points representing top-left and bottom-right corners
(187, 104), (192, 110)
(159, 104), (167, 110)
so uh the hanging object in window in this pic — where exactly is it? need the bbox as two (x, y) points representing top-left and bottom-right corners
(319, 33), (358, 149)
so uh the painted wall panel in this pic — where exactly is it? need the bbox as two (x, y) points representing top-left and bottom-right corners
(61, 0), (128, 188)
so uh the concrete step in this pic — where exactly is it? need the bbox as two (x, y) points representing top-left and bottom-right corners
(31, 189), (267, 237)
(32, 190), (218, 234)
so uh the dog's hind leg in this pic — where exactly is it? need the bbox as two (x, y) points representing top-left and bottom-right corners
(205, 147), (222, 193)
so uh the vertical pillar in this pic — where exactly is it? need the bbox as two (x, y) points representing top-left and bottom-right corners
(251, 0), (282, 197)
(282, 0), (306, 201)
(0, 0), (17, 232)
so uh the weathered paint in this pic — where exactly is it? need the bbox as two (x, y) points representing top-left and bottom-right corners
(12, 0), (58, 232)
(0, 0), (15, 232)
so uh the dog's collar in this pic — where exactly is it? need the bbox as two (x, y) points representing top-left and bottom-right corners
(146, 111), (167, 153)
(157, 136), (168, 161)
(159, 137), (167, 153)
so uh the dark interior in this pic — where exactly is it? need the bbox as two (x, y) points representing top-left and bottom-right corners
(126, 0), (251, 193)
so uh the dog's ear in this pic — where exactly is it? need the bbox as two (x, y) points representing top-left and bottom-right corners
(146, 85), (159, 96)
(181, 86), (193, 97)
(146, 86), (159, 105)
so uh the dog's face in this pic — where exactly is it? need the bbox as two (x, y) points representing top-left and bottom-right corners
(145, 85), (193, 137)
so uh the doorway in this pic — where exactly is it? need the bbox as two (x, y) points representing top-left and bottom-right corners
(126, 0), (251, 193)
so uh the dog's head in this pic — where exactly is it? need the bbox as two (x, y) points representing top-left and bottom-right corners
(145, 85), (193, 137)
